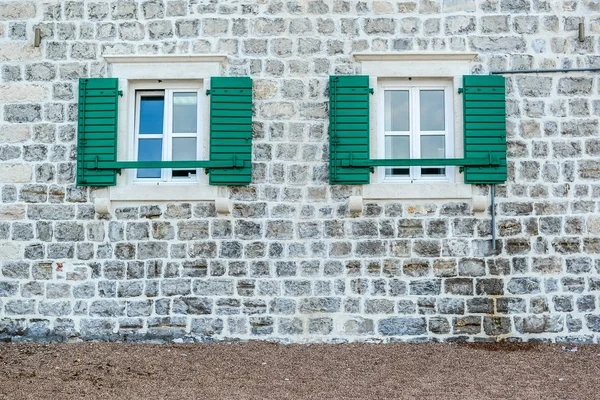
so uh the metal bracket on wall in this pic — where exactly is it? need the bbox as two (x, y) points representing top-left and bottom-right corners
(340, 152), (501, 169)
(87, 156), (244, 174)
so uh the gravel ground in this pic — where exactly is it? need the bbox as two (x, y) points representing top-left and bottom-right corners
(0, 342), (598, 399)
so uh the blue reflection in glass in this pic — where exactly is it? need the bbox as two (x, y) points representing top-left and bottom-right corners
(137, 139), (162, 178)
(139, 96), (164, 134)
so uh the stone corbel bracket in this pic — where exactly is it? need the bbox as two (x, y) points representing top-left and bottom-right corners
(93, 197), (233, 216)
(215, 197), (232, 215)
(349, 196), (364, 215)
(472, 195), (488, 214)
(94, 197), (111, 215)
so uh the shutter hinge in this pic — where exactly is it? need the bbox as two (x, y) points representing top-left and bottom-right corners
(458, 88), (464, 94)
(205, 90), (211, 96)
(118, 90), (123, 97)
(369, 88), (374, 94)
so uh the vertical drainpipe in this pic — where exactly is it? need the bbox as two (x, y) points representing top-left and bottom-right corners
(491, 185), (496, 250)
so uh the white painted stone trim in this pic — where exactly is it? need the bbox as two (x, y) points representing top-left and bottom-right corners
(363, 183), (473, 200)
(357, 53), (477, 201)
(103, 55), (228, 64)
(103, 56), (226, 203)
(108, 185), (220, 201)
(215, 197), (233, 215)
(107, 59), (222, 80)
(354, 53), (478, 62)
(348, 196), (364, 213)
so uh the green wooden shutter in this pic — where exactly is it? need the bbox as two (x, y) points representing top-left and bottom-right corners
(76, 78), (119, 186)
(462, 75), (507, 184)
(209, 76), (253, 186)
(329, 75), (372, 185)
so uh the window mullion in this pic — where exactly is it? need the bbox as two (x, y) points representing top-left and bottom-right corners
(378, 86), (385, 183)
(195, 91), (202, 178)
(163, 89), (172, 181)
(134, 91), (141, 181)
(444, 85), (453, 181)
(412, 87), (421, 180)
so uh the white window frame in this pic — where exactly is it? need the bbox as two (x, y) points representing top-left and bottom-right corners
(378, 79), (454, 184)
(132, 83), (203, 184)
(354, 53), (478, 200)
(100, 55), (228, 202)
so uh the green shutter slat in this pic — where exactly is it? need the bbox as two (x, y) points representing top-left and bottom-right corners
(209, 76), (253, 186)
(211, 139), (252, 146)
(80, 110), (117, 118)
(211, 103), (252, 110)
(465, 108), (505, 116)
(465, 123), (506, 131)
(210, 89), (252, 96)
(330, 117), (369, 124)
(211, 110), (252, 117)
(465, 137), (506, 145)
(463, 93), (505, 102)
(462, 75), (507, 184)
(329, 75), (372, 185)
(76, 78), (119, 186)
(465, 115), (506, 123)
(210, 77), (251, 87)
(463, 87), (505, 94)
(78, 97), (119, 105)
(335, 144), (370, 152)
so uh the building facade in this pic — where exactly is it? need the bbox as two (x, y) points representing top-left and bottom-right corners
(1, 0), (600, 342)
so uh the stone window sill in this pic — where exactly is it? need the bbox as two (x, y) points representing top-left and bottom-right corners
(363, 183), (473, 200)
(93, 185), (231, 215)
(108, 185), (220, 201)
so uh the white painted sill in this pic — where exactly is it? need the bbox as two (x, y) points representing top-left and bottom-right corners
(93, 185), (231, 216)
(363, 183), (473, 200)
(108, 185), (220, 201)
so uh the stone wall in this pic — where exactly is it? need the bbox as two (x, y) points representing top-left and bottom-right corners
(1, 0), (600, 343)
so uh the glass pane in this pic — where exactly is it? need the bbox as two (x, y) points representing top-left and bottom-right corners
(172, 137), (197, 178)
(384, 135), (409, 177)
(139, 96), (164, 134)
(384, 90), (409, 132)
(172, 170), (196, 178)
(420, 90), (445, 131)
(421, 135), (445, 176)
(137, 139), (162, 178)
(173, 92), (198, 133)
(172, 137), (197, 160)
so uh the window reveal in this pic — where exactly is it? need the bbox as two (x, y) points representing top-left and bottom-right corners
(379, 82), (453, 183)
(135, 90), (201, 182)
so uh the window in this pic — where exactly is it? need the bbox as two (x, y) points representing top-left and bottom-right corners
(328, 53), (507, 200)
(133, 83), (203, 184)
(76, 56), (253, 204)
(378, 80), (454, 183)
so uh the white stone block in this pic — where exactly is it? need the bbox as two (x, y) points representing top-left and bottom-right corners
(215, 198), (232, 215)
(0, 243), (21, 260)
(253, 80), (278, 99)
(0, 43), (42, 62)
(94, 198), (111, 215)
(0, 2), (36, 20)
(0, 205), (25, 220)
(587, 216), (600, 234)
(472, 196), (488, 213)
(0, 163), (33, 183)
(0, 84), (47, 103)
(373, 1), (394, 13)
(0, 125), (30, 143)
(349, 196), (363, 213)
